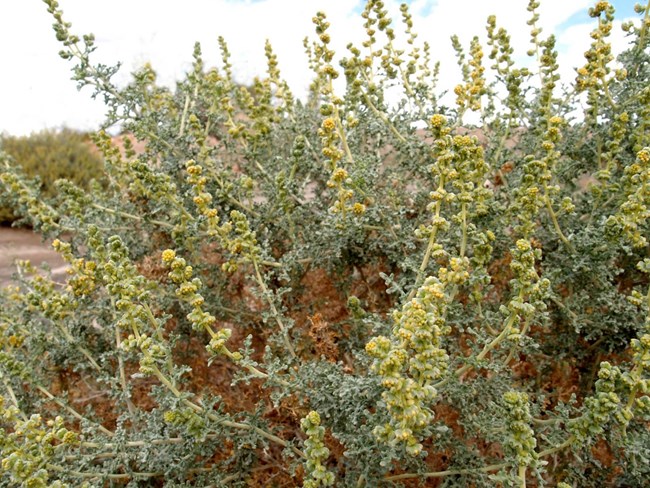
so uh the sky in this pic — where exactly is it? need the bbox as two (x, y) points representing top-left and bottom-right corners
(0, 0), (640, 136)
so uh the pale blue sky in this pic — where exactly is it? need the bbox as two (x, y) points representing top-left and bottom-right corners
(0, 0), (642, 136)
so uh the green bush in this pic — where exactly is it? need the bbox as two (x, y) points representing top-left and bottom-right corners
(1, 0), (649, 486)
(0, 129), (104, 225)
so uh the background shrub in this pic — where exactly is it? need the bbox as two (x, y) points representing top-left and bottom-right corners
(0, 129), (103, 224)
(1, 0), (649, 487)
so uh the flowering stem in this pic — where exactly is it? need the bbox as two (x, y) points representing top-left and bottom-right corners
(385, 38), (425, 117)
(636, 1), (650, 57)
(358, 72), (407, 143)
(222, 349), (290, 386)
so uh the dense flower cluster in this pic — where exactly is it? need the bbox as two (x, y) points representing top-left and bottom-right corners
(502, 391), (539, 479)
(300, 411), (335, 487)
(606, 147), (650, 248)
(1, 398), (78, 488)
(366, 272), (458, 455)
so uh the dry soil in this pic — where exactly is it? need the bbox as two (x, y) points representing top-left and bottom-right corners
(0, 227), (67, 287)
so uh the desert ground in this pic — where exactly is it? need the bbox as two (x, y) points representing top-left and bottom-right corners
(0, 227), (67, 287)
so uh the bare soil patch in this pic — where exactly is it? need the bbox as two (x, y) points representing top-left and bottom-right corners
(0, 227), (67, 287)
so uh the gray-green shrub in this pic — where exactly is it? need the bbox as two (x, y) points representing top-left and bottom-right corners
(1, 0), (649, 486)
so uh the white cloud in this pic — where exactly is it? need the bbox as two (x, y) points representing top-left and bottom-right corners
(0, 0), (638, 135)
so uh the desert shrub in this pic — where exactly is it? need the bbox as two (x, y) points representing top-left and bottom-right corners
(1, 0), (650, 486)
(0, 128), (104, 225)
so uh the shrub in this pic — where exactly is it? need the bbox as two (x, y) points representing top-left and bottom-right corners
(1, 0), (650, 486)
(0, 129), (104, 225)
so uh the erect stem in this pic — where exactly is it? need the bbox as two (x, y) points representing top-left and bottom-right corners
(545, 194), (575, 253)
(1, 374), (28, 421)
(460, 202), (468, 258)
(253, 258), (297, 359)
(435, 289), (524, 389)
(407, 175), (446, 301)
(142, 303), (176, 382)
(492, 114), (513, 188)
(179, 93), (191, 137)
(518, 465), (527, 488)
(635, 0), (650, 58)
(114, 321), (137, 418)
(326, 77), (355, 168)
(359, 69), (407, 143)
(51, 315), (102, 372)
